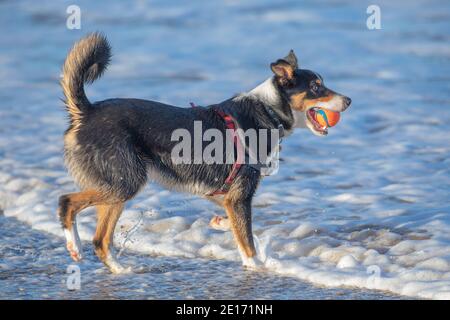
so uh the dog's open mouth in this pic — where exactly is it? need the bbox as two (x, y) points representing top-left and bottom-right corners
(306, 107), (328, 135)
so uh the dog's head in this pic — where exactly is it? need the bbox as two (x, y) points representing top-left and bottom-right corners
(271, 50), (351, 136)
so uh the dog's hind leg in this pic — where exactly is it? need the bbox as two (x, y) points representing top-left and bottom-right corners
(205, 195), (231, 231)
(58, 190), (107, 261)
(93, 202), (130, 274)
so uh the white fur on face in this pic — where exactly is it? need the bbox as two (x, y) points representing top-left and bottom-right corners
(315, 95), (347, 112)
(235, 78), (346, 136)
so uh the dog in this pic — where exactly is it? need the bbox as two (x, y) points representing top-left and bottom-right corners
(59, 33), (351, 273)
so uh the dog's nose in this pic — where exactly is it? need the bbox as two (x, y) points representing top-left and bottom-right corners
(344, 96), (352, 108)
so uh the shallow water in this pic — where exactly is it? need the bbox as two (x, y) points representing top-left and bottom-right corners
(0, 0), (449, 299)
(0, 215), (404, 299)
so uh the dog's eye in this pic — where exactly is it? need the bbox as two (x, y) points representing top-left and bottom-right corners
(311, 83), (319, 92)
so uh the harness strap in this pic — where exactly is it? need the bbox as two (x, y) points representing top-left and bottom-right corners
(190, 102), (244, 196)
(211, 109), (244, 195)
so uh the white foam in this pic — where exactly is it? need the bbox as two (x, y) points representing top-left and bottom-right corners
(1, 0), (450, 298)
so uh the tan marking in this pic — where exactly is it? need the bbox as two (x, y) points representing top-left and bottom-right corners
(271, 61), (294, 80)
(64, 128), (79, 149)
(93, 202), (124, 262)
(284, 65), (294, 79)
(205, 195), (224, 207)
(60, 76), (83, 130)
(303, 94), (335, 109)
(290, 92), (307, 111)
(290, 92), (336, 111)
(223, 193), (256, 258)
(59, 190), (110, 230)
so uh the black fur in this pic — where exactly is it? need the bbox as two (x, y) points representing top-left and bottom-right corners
(59, 33), (352, 271)
(71, 94), (288, 199)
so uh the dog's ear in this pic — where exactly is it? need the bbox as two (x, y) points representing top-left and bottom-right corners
(271, 60), (294, 81)
(270, 50), (298, 83)
(284, 49), (298, 69)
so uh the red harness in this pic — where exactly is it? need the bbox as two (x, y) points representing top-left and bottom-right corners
(190, 103), (244, 196)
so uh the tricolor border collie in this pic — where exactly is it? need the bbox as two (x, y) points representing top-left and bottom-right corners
(59, 33), (351, 273)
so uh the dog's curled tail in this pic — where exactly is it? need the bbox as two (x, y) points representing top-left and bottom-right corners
(61, 32), (111, 124)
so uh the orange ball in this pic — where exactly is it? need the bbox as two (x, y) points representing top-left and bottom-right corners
(315, 108), (340, 127)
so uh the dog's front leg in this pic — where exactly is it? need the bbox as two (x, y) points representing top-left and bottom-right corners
(223, 190), (261, 269)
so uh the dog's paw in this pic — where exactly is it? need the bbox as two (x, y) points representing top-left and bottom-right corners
(105, 252), (132, 274)
(64, 228), (83, 261)
(242, 256), (265, 271)
(66, 241), (83, 262)
(209, 215), (230, 231)
(109, 265), (133, 275)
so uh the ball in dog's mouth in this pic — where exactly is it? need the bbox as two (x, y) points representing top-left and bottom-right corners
(307, 108), (328, 135)
(306, 107), (341, 135)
